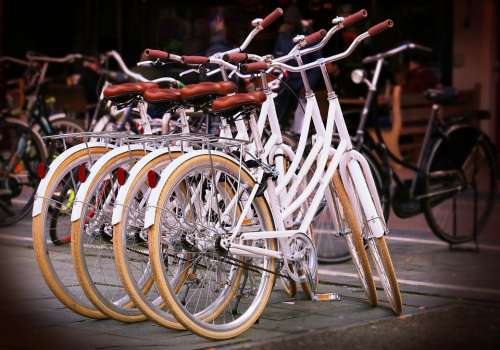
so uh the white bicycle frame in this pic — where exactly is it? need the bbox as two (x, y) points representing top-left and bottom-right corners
(217, 35), (389, 261)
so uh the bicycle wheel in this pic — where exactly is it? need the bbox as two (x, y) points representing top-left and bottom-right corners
(331, 173), (377, 306)
(367, 237), (402, 314)
(71, 147), (149, 322)
(0, 117), (47, 226)
(32, 145), (109, 318)
(148, 152), (277, 339)
(313, 143), (389, 263)
(113, 149), (184, 329)
(423, 126), (496, 243)
(345, 160), (402, 315)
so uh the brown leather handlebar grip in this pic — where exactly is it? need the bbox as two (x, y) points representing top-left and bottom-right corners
(342, 9), (368, 27)
(368, 19), (394, 36)
(241, 61), (269, 74)
(182, 55), (210, 64)
(260, 8), (283, 28)
(142, 49), (169, 60)
(223, 52), (248, 63)
(304, 29), (327, 46)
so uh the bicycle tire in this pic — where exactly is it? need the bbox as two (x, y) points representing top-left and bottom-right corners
(0, 117), (47, 226)
(113, 150), (185, 329)
(423, 125), (496, 243)
(148, 152), (277, 339)
(71, 148), (150, 322)
(32, 146), (109, 318)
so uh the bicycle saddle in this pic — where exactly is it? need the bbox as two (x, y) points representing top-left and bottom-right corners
(103, 82), (159, 98)
(212, 91), (266, 113)
(143, 88), (182, 103)
(180, 81), (237, 100)
(424, 87), (459, 105)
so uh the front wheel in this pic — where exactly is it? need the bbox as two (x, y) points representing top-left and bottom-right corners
(313, 146), (389, 263)
(423, 126), (496, 243)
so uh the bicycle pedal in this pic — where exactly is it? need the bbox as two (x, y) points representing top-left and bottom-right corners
(312, 292), (341, 302)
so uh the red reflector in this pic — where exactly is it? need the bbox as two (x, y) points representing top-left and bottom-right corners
(37, 162), (47, 179)
(116, 167), (127, 185)
(78, 164), (88, 182)
(147, 170), (159, 188)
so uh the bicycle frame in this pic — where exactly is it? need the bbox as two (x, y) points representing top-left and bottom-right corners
(353, 42), (451, 199)
(213, 37), (390, 261)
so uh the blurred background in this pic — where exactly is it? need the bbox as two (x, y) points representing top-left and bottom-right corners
(0, 2), (499, 348)
(0, 0), (498, 154)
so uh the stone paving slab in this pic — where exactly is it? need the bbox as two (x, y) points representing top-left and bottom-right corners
(1, 207), (500, 349)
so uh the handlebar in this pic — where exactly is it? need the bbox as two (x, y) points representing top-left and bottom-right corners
(362, 41), (432, 64)
(223, 52), (248, 63)
(105, 50), (182, 86)
(342, 9), (368, 27)
(0, 56), (33, 67)
(182, 56), (210, 65)
(274, 8), (368, 64)
(247, 19), (394, 74)
(259, 8), (284, 29)
(142, 48), (169, 60)
(240, 61), (270, 74)
(300, 29), (327, 48)
(26, 52), (83, 63)
(367, 19), (393, 36)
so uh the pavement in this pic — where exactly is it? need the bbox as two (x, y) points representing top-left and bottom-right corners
(0, 199), (500, 349)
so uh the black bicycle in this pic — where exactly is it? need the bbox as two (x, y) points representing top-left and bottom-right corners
(0, 53), (87, 226)
(347, 42), (496, 245)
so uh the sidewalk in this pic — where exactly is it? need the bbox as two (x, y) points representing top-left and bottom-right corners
(0, 241), (499, 349)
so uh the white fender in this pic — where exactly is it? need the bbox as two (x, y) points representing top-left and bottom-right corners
(111, 146), (182, 226)
(144, 149), (253, 229)
(32, 142), (112, 217)
(70, 144), (154, 222)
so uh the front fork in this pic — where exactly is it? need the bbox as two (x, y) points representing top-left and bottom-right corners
(339, 150), (387, 239)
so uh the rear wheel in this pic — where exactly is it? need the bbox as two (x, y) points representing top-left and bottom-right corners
(423, 127), (496, 243)
(113, 151), (184, 329)
(149, 154), (277, 339)
(71, 149), (149, 322)
(32, 146), (108, 318)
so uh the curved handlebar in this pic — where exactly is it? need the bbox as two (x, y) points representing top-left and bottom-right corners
(301, 29), (327, 47)
(182, 56), (210, 65)
(260, 8), (283, 29)
(26, 52), (83, 63)
(361, 41), (429, 64)
(106, 50), (182, 86)
(240, 61), (269, 74)
(368, 19), (394, 36)
(223, 52), (248, 63)
(142, 48), (169, 61)
(342, 9), (368, 27)
(0, 56), (33, 67)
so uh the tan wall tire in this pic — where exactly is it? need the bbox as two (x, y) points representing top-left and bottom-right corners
(149, 154), (277, 339)
(32, 147), (109, 319)
(112, 151), (185, 329)
(368, 237), (403, 315)
(332, 173), (377, 306)
(71, 149), (150, 322)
